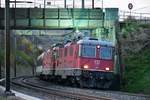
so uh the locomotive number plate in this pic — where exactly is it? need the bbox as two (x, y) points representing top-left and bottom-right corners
(94, 60), (100, 65)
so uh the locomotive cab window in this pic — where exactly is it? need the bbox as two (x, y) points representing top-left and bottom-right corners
(81, 45), (96, 58)
(100, 47), (112, 59)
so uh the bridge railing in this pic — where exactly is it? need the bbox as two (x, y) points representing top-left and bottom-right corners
(119, 10), (150, 24)
(0, 0), (97, 8)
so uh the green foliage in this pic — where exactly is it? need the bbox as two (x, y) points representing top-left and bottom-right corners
(0, 96), (17, 100)
(0, 36), (41, 67)
(121, 20), (142, 38)
(121, 21), (150, 39)
(0, 48), (34, 67)
(139, 24), (150, 28)
(16, 36), (36, 66)
(18, 36), (34, 53)
(122, 49), (150, 94)
(0, 97), (6, 100)
(16, 50), (34, 66)
(121, 21), (139, 38)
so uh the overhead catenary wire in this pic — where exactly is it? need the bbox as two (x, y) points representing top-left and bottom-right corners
(133, 5), (150, 11)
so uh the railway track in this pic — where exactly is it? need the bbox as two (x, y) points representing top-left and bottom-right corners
(11, 76), (150, 100)
(11, 76), (111, 100)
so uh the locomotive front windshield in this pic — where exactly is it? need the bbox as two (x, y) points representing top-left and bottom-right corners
(100, 47), (112, 59)
(81, 45), (96, 58)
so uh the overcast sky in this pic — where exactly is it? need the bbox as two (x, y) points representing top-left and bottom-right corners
(1, 0), (150, 13)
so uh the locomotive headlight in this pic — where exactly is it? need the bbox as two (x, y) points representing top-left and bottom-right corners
(105, 67), (110, 71)
(97, 45), (100, 49)
(83, 65), (89, 69)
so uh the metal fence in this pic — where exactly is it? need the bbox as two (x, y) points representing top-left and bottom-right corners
(119, 10), (150, 24)
(0, 0), (101, 8)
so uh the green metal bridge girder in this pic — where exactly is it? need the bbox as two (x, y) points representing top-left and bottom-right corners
(0, 8), (118, 29)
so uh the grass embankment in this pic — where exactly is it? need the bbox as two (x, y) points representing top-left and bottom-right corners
(122, 49), (150, 94)
(0, 96), (18, 100)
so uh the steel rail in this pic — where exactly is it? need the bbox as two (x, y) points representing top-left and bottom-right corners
(11, 77), (111, 100)
(25, 78), (150, 99)
(11, 76), (150, 100)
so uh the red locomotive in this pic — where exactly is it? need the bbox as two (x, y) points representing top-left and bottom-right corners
(36, 37), (121, 89)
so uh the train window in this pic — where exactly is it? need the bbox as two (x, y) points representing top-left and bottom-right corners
(100, 47), (112, 59)
(81, 45), (96, 58)
(70, 47), (73, 56)
(78, 45), (82, 56)
(64, 48), (67, 57)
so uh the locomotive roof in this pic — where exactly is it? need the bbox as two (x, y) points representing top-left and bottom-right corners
(77, 37), (114, 46)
